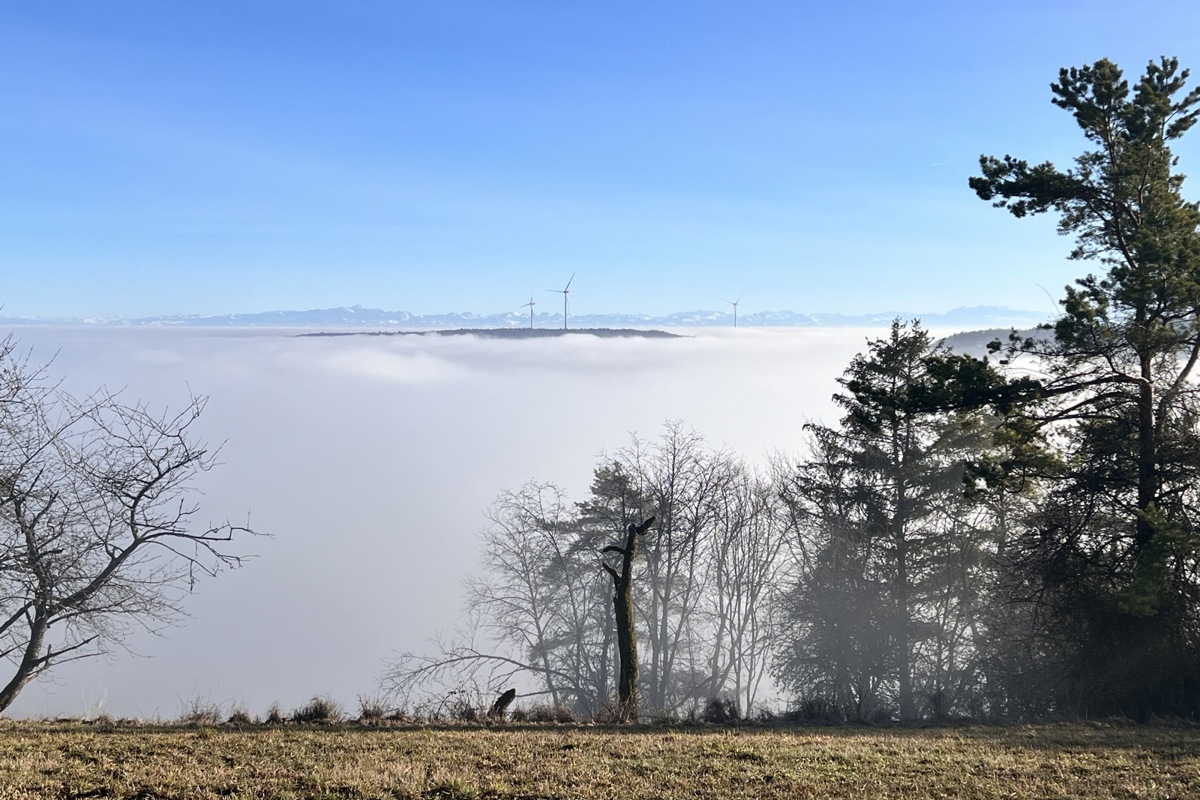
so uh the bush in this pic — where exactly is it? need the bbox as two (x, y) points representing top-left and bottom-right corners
(357, 695), (391, 725)
(265, 702), (285, 725)
(448, 698), (478, 723)
(226, 706), (255, 726)
(703, 698), (739, 724)
(592, 703), (628, 724)
(786, 695), (846, 724)
(87, 713), (115, 730)
(292, 696), (344, 724)
(510, 704), (578, 724)
(179, 697), (223, 727)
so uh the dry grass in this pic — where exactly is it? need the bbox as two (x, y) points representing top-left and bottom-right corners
(0, 720), (1196, 798)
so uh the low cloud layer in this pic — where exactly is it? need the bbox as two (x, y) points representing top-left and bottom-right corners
(5, 325), (917, 719)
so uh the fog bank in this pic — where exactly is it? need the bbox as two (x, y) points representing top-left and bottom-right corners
(5, 325), (905, 719)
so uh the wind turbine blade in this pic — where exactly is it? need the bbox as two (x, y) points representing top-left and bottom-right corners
(564, 273), (575, 292)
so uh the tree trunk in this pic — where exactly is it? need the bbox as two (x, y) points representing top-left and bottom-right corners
(0, 607), (48, 713)
(602, 516), (655, 722)
(488, 688), (517, 720)
(1136, 365), (1157, 549)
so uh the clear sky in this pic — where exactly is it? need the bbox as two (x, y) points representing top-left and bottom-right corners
(3, 1), (1199, 319)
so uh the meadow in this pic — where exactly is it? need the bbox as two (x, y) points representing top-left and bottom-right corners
(0, 720), (1196, 799)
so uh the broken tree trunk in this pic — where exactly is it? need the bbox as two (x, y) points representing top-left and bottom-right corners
(602, 515), (655, 722)
(488, 688), (517, 720)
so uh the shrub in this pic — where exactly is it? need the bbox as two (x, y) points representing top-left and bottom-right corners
(786, 695), (846, 724)
(179, 697), (223, 727)
(512, 704), (578, 724)
(448, 698), (478, 723)
(265, 702), (285, 725)
(357, 695), (391, 725)
(227, 706), (255, 725)
(592, 703), (627, 724)
(703, 698), (739, 724)
(291, 696), (343, 724)
(87, 713), (115, 730)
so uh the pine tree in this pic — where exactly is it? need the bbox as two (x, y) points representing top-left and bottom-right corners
(971, 58), (1200, 716)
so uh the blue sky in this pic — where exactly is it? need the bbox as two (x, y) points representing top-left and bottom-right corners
(3, 2), (1198, 319)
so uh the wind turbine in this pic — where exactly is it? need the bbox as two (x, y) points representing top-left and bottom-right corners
(725, 294), (743, 328)
(521, 291), (536, 330)
(549, 273), (575, 330)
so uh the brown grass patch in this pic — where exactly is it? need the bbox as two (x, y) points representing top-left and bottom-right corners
(0, 720), (1195, 798)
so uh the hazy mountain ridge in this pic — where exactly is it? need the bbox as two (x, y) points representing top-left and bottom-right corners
(2, 305), (1050, 330)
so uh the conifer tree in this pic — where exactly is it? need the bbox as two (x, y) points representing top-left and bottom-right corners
(971, 58), (1200, 716)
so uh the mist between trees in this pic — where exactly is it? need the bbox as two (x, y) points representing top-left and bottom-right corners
(387, 57), (1200, 723)
(384, 313), (1195, 723)
(382, 326), (1031, 723)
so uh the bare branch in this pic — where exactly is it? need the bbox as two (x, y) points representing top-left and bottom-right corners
(0, 335), (256, 711)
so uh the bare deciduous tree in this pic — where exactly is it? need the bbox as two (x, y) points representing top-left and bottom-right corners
(0, 335), (253, 712)
(385, 424), (794, 721)
(704, 465), (788, 715)
(382, 482), (612, 717)
(612, 425), (733, 713)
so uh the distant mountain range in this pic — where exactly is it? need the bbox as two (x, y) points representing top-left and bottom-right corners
(1, 305), (1050, 330)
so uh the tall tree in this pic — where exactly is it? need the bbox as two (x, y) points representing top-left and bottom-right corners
(775, 424), (896, 721)
(704, 465), (788, 715)
(777, 321), (989, 720)
(971, 57), (1200, 716)
(609, 425), (736, 714)
(387, 481), (619, 718)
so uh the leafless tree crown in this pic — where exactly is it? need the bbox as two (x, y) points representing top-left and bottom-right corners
(0, 334), (254, 712)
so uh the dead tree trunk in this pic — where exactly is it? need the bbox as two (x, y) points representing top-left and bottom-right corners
(602, 515), (655, 722)
(488, 688), (517, 720)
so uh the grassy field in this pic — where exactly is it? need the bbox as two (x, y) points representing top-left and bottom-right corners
(0, 720), (1196, 799)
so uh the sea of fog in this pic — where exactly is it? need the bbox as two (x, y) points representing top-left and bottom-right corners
(3, 324), (939, 719)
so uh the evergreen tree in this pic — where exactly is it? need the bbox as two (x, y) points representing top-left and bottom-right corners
(971, 57), (1200, 716)
(778, 321), (989, 720)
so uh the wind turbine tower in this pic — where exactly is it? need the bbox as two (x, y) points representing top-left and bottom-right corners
(522, 291), (536, 330)
(725, 294), (743, 328)
(550, 273), (575, 330)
